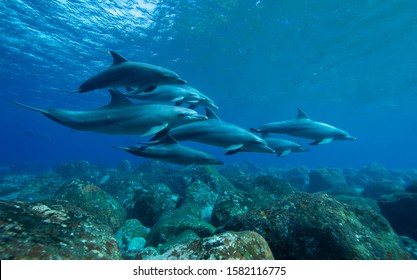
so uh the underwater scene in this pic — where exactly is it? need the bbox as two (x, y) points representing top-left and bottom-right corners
(1, 0), (417, 259)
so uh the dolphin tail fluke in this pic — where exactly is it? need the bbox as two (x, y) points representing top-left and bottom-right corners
(13, 101), (48, 114)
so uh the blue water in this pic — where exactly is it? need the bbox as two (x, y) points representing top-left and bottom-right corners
(2, 0), (417, 170)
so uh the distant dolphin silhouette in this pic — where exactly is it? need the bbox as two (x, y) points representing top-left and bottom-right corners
(124, 84), (219, 110)
(113, 135), (223, 166)
(150, 108), (275, 155)
(15, 89), (207, 137)
(70, 51), (186, 93)
(251, 109), (356, 145)
(261, 133), (309, 157)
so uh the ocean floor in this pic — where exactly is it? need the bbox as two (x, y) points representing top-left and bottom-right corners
(1, 160), (417, 260)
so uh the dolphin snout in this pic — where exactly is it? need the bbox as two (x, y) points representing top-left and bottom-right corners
(176, 78), (187, 84)
(193, 115), (208, 121)
(347, 136), (357, 140)
(263, 146), (275, 153)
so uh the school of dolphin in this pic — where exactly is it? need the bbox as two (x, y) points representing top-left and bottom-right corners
(16, 51), (356, 166)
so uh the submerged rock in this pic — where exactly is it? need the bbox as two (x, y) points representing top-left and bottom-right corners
(362, 180), (404, 199)
(54, 160), (100, 182)
(0, 200), (120, 259)
(250, 175), (298, 204)
(218, 165), (255, 191)
(181, 180), (218, 222)
(378, 192), (417, 240)
(146, 206), (216, 247)
(223, 192), (411, 260)
(152, 231), (274, 260)
(53, 180), (126, 232)
(400, 236), (417, 259)
(211, 190), (257, 227)
(308, 167), (348, 192)
(17, 173), (62, 202)
(129, 183), (178, 228)
(115, 218), (150, 258)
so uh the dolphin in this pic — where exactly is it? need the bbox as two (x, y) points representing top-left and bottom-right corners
(15, 89), (207, 137)
(251, 109), (356, 145)
(113, 135), (223, 166)
(71, 51), (186, 93)
(261, 133), (309, 157)
(124, 84), (219, 110)
(150, 108), (275, 155)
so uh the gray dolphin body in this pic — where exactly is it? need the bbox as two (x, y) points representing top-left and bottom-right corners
(261, 133), (309, 157)
(72, 51), (186, 93)
(124, 84), (219, 109)
(251, 109), (356, 145)
(114, 135), (223, 166)
(15, 89), (207, 137)
(151, 108), (275, 155)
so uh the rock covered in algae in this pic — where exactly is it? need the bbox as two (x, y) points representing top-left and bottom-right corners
(308, 167), (348, 192)
(148, 231), (274, 260)
(222, 192), (411, 260)
(128, 183), (178, 228)
(211, 190), (257, 227)
(115, 219), (150, 254)
(53, 180), (126, 232)
(0, 200), (121, 259)
(180, 179), (219, 222)
(146, 205), (216, 247)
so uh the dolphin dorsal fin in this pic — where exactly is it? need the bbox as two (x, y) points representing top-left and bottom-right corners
(162, 135), (179, 145)
(205, 108), (220, 120)
(107, 89), (133, 106)
(297, 109), (310, 119)
(109, 51), (128, 65)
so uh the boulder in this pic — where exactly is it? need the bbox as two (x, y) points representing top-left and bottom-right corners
(223, 192), (411, 259)
(0, 200), (120, 259)
(308, 167), (348, 192)
(153, 231), (274, 260)
(53, 180), (126, 232)
(378, 192), (417, 240)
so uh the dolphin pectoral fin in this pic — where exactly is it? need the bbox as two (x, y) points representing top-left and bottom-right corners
(140, 124), (169, 137)
(225, 149), (241, 155)
(150, 127), (171, 141)
(205, 108), (221, 120)
(225, 144), (243, 151)
(309, 138), (333, 145)
(277, 149), (291, 157)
